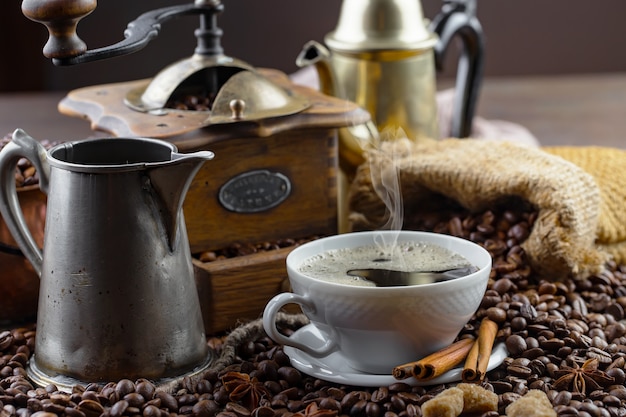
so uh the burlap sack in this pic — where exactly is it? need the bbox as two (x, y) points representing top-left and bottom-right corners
(544, 146), (626, 267)
(348, 138), (610, 280)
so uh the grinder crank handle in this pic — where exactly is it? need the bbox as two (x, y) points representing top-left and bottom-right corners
(430, 0), (485, 139)
(0, 130), (50, 277)
(21, 0), (223, 66)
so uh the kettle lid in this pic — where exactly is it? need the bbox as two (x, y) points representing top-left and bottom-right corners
(325, 0), (437, 53)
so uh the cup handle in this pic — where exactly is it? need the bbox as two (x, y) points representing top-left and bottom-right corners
(0, 129), (50, 277)
(263, 292), (338, 357)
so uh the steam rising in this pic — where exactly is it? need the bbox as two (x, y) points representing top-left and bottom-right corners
(367, 128), (413, 249)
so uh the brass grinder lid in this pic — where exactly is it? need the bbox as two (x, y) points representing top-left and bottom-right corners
(124, 54), (310, 124)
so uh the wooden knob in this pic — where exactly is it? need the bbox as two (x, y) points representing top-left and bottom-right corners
(21, 0), (97, 59)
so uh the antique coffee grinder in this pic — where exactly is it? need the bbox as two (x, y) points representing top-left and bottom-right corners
(20, 0), (369, 340)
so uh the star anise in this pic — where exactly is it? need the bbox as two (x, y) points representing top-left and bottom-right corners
(221, 371), (271, 409)
(553, 358), (614, 395)
(293, 402), (338, 417)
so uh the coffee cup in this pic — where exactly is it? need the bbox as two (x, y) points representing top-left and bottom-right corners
(262, 230), (491, 375)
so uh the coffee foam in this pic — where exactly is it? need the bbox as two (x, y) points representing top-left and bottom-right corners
(298, 241), (474, 287)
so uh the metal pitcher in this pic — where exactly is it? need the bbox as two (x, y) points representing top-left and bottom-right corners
(297, 0), (484, 172)
(0, 129), (214, 388)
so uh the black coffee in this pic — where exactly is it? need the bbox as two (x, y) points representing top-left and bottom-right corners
(298, 241), (477, 287)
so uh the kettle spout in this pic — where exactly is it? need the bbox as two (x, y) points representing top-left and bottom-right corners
(147, 150), (214, 251)
(296, 40), (338, 97)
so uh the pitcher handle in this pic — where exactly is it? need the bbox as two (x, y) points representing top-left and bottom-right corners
(0, 129), (50, 276)
(431, 0), (485, 138)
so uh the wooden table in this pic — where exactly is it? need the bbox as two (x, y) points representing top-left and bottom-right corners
(1, 72), (625, 148)
(476, 72), (626, 149)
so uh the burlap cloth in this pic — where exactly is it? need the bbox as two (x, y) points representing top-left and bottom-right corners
(348, 138), (626, 281)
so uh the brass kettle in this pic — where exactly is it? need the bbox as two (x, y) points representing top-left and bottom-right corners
(297, 0), (484, 173)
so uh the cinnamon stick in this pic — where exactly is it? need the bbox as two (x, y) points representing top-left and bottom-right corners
(392, 337), (475, 381)
(462, 317), (499, 382)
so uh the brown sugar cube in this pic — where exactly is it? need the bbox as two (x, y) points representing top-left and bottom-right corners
(505, 389), (556, 417)
(456, 383), (498, 414)
(421, 387), (464, 417)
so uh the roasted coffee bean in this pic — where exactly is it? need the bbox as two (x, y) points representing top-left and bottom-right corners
(340, 391), (366, 412)
(154, 391), (178, 412)
(318, 398), (341, 412)
(142, 404), (162, 417)
(226, 402), (251, 417)
(505, 334), (527, 356)
(0, 333), (13, 352)
(370, 388), (389, 404)
(507, 364), (532, 378)
(277, 367), (301, 385)
(134, 379), (155, 401)
(77, 399), (104, 417)
(486, 307), (507, 323)
(388, 395), (405, 411)
(364, 401), (382, 417)
(109, 399), (128, 417)
(64, 407), (86, 417)
(123, 392), (145, 408)
(404, 403), (419, 417)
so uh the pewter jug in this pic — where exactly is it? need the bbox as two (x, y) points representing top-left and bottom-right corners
(0, 129), (214, 388)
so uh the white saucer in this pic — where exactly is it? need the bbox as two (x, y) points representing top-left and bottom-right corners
(283, 324), (508, 387)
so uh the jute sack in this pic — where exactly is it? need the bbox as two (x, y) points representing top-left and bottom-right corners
(348, 138), (611, 281)
(544, 146), (626, 269)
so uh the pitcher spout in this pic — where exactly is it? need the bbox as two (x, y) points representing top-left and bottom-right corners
(148, 150), (214, 251)
(296, 40), (339, 98)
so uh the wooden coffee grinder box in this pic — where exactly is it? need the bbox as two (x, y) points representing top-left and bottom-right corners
(59, 67), (369, 334)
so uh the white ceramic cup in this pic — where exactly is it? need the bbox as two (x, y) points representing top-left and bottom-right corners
(263, 230), (492, 375)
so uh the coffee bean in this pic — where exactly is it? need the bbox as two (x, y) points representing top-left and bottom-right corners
(277, 367), (301, 386)
(76, 399), (104, 417)
(404, 403), (419, 417)
(109, 399), (128, 417)
(142, 404), (162, 417)
(388, 395), (405, 411)
(0, 333), (14, 352)
(350, 399), (368, 416)
(370, 388), (389, 404)
(226, 402), (252, 417)
(340, 391), (366, 413)
(154, 391), (178, 412)
(318, 398), (340, 412)
(364, 401), (381, 417)
(507, 364), (532, 378)
(486, 307), (507, 323)
(64, 407), (86, 417)
(134, 380), (155, 402)
(123, 393), (144, 409)
(505, 334), (527, 356)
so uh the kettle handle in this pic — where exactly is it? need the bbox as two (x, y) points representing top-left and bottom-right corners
(430, 0), (485, 138)
(0, 129), (50, 277)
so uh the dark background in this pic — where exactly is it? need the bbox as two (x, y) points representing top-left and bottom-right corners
(2, 0), (625, 92)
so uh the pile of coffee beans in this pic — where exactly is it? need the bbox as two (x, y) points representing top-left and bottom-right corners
(195, 237), (320, 263)
(166, 93), (216, 112)
(0, 134), (59, 188)
(3, 202), (626, 417)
